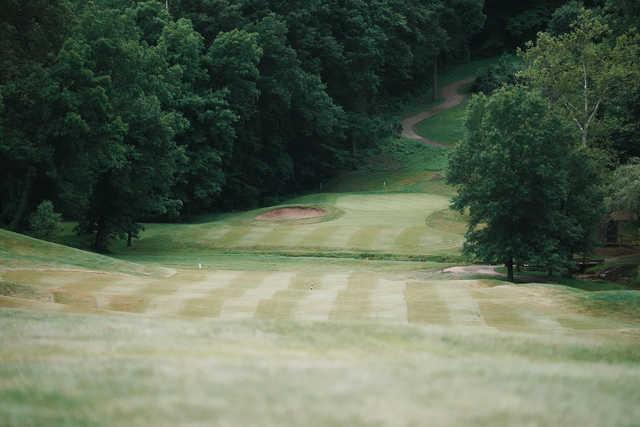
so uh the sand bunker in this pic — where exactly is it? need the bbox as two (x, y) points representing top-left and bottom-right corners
(256, 206), (326, 221)
(443, 265), (501, 276)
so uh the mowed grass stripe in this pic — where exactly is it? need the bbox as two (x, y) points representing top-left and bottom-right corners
(234, 225), (277, 247)
(218, 272), (296, 320)
(259, 225), (296, 247)
(2, 270), (115, 291)
(518, 310), (566, 333)
(288, 225), (339, 248)
(330, 272), (376, 321)
(292, 273), (350, 321)
(470, 289), (530, 332)
(369, 278), (408, 323)
(394, 226), (425, 250)
(471, 287), (567, 333)
(405, 281), (451, 325)
(217, 226), (252, 247)
(373, 227), (407, 251)
(111, 274), (189, 314)
(203, 225), (232, 240)
(347, 226), (384, 250)
(434, 280), (489, 328)
(52, 272), (146, 311)
(323, 226), (361, 249)
(255, 273), (321, 320)
(146, 271), (239, 316)
(180, 270), (265, 317)
(93, 276), (151, 312)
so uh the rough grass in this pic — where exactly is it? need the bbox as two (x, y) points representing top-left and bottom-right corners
(415, 98), (470, 145)
(1, 309), (639, 427)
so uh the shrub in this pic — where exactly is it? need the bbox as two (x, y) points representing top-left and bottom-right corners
(471, 56), (522, 95)
(28, 200), (62, 239)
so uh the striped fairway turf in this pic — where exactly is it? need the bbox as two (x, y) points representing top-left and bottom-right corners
(114, 193), (464, 256)
(2, 267), (634, 336)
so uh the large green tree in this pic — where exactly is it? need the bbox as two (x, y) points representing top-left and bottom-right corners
(0, 0), (71, 229)
(519, 10), (640, 149)
(159, 17), (237, 214)
(448, 87), (602, 281)
(607, 160), (640, 225)
(60, 2), (185, 251)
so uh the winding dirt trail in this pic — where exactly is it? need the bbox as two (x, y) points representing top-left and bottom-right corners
(401, 78), (474, 148)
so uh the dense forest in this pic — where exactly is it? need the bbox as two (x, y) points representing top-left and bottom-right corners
(1, 0), (639, 253)
(1, 0), (488, 250)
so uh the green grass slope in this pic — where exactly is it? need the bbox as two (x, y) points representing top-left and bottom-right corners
(0, 229), (169, 277)
(415, 95), (470, 145)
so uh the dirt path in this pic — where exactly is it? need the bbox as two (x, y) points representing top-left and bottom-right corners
(401, 78), (474, 148)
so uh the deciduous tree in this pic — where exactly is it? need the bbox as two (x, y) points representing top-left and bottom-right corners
(448, 87), (602, 281)
(519, 10), (640, 148)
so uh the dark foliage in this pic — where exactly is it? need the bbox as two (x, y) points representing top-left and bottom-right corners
(0, 0), (484, 249)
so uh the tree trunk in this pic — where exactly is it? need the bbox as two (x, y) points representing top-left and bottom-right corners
(432, 55), (439, 101)
(506, 257), (514, 282)
(127, 230), (133, 247)
(93, 216), (108, 253)
(9, 167), (36, 230)
(564, 252), (574, 278)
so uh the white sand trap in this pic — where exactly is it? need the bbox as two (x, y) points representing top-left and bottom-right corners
(369, 278), (408, 324)
(218, 272), (296, 320)
(443, 265), (501, 276)
(146, 271), (240, 316)
(293, 273), (350, 321)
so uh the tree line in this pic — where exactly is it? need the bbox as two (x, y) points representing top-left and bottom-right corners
(0, 0), (485, 251)
(449, 0), (640, 281)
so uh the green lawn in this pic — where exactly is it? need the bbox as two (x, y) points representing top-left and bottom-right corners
(1, 309), (639, 427)
(415, 98), (470, 145)
(1, 55), (639, 427)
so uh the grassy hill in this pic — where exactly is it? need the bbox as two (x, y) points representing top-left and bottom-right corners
(0, 229), (170, 277)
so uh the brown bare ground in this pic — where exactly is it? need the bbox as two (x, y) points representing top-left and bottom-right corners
(401, 78), (474, 147)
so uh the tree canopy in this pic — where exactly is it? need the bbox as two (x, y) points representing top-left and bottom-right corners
(448, 86), (603, 281)
(0, 0), (485, 249)
(519, 9), (640, 150)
